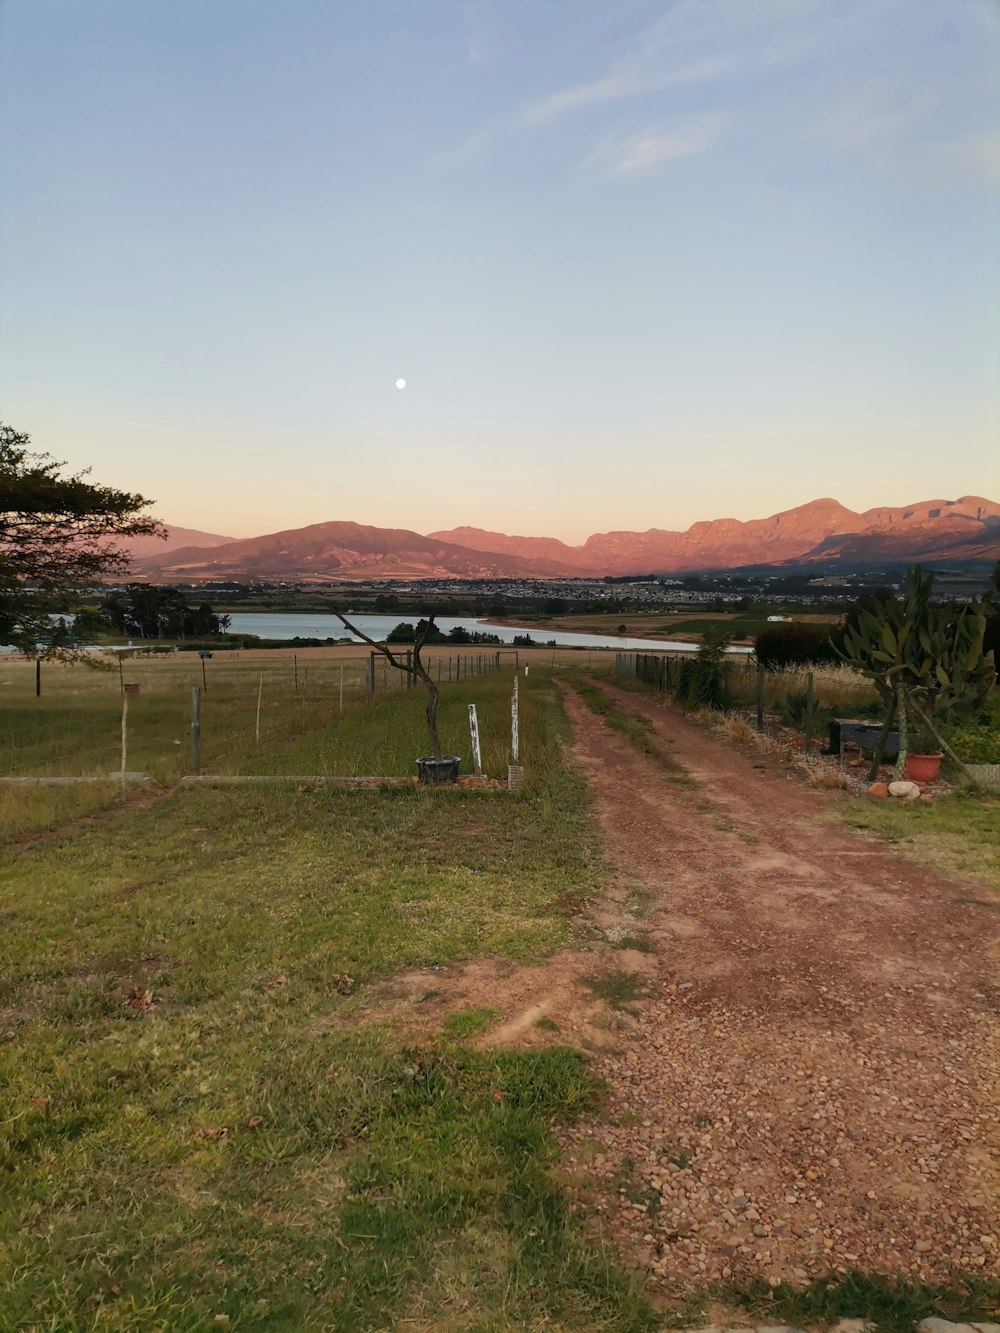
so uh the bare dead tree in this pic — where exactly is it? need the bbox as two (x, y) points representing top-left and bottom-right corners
(333, 611), (443, 758)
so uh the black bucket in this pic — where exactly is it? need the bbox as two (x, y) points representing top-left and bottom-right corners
(416, 756), (461, 786)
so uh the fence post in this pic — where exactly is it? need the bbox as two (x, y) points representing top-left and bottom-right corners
(511, 676), (520, 763)
(191, 686), (201, 773)
(805, 671), (815, 755)
(468, 703), (483, 777)
(365, 655), (374, 704)
(255, 674), (264, 744)
(120, 693), (129, 783)
(339, 663), (344, 715)
(294, 654), (298, 692)
(35, 658), (41, 697)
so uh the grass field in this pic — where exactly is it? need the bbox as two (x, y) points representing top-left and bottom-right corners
(0, 646), (612, 839)
(5, 654), (998, 1329)
(0, 667), (660, 1332)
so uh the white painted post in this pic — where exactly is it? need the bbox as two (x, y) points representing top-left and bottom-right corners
(524, 665), (529, 677)
(255, 674), (264, 744)
(468, 703), (483, 777)
(120, 693), (129, 783)
(511, 676), (519, 764)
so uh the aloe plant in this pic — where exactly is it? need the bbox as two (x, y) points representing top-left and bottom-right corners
(837, 566), (996, 777)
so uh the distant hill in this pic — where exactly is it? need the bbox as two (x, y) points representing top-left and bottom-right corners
(121, 523), (236, 560)
(128, 497), (1000, 581)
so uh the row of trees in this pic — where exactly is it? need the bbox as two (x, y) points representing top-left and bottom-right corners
(73, 586), (229, 640)
(386, 620), (501, 646)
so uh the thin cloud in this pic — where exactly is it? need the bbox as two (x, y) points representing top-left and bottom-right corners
(522, 55), (730, 128)
(586, 115), (725, 177)
(515, 0), (832, 131)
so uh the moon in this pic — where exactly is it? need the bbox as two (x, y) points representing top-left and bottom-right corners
(395, 378), (407, 390)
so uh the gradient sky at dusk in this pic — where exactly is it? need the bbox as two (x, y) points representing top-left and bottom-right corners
(1, 0), (998, 541)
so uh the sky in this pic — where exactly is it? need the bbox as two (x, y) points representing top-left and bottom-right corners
(1, 0), (998, 543)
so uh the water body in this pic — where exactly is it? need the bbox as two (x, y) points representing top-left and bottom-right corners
(225, 612), (751, 654)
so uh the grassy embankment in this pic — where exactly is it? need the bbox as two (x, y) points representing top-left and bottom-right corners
(0, 667), (659, 1331)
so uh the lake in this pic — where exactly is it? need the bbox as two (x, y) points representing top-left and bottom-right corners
(224, 612), (751, 654)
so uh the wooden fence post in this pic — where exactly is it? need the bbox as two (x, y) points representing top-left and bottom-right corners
(468, 704), (482, 777)
(511, 676), (520, 763)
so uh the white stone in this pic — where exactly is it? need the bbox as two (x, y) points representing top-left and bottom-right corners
(917, 1320), (978, 1333)
(888, 779), (921, 799)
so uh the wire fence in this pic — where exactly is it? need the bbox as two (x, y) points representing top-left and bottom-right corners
(0, 646), (527, 782)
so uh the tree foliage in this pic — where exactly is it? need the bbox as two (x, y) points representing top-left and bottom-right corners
(676, 626), (732, 709)
(74, 585), (229, 640)
(754, 622), (839, 669)
(0, 423), (163, 654)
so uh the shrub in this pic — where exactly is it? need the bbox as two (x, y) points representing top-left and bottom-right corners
(676, 628), (730, 709)
(754, 622), (839, 669)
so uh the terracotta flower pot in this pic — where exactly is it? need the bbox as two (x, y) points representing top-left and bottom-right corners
(904, 752), (943, 783)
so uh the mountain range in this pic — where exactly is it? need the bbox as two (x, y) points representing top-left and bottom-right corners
(127, 496), (1000, 582)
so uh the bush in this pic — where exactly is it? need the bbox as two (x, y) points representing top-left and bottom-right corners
(948, 696), (1000, 763)
(755, 622), (839, 669)
(676, 627), (730, 709)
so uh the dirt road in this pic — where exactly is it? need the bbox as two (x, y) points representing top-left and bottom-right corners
(557, 679), (999, 1289)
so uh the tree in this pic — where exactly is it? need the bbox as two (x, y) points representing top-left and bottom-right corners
(334, 610), (447, 760)
(754, 622), (839, 669)
(0, 424), (163, 654)
(74, 585), (227, 640)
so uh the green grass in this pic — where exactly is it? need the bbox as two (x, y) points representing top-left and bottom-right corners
(582, 970), (649, 1009)
(441, 1005), (501, 1039)
(0, 655), (520, 839)
(841, 789), (1000, 892)
(654, 616), (771, 638)
(669, 1271), (1000, 1332)
(0, 673), (657, 1331)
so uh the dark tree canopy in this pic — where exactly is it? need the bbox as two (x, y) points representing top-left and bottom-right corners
(0, 423), (164, 654)
(74, 585), (229, 640)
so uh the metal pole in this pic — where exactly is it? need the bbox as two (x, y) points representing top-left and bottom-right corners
(35, 658), (41, 697)
(201, 656), (207, 692)
(294, 655), (298, 692)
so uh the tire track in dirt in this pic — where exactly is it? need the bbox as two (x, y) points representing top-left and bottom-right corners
(556, 679), (999, 1289)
